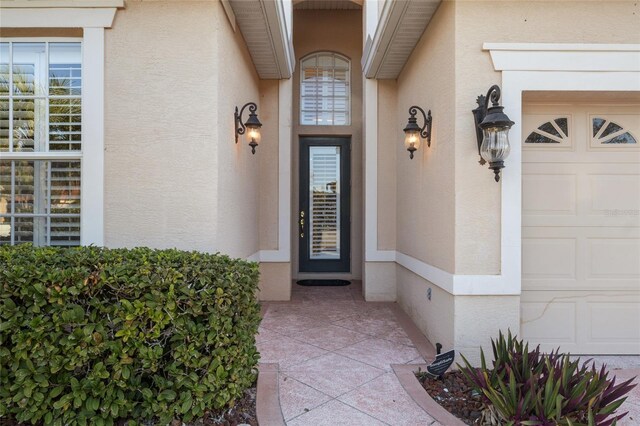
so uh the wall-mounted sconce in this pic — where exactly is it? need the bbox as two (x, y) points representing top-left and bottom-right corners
(403, 106), (432, 159)
(472, 85), (514, 182)
(235, 102), (262, 154)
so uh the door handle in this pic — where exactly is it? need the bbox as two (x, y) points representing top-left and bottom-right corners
(300, 210), (305, 238)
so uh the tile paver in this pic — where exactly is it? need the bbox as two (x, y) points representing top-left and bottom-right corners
(338, 372), (437, 426)
(258, 282), (437, 425)
(278, 375), (332, 421)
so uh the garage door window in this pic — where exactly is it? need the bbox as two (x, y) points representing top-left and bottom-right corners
(592, 117), (637, 145)
(525, 117), (570, 144)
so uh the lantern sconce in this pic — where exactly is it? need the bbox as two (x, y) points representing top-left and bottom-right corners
(403, 106), (432, 159)
(235, 102), (262, 154)
(472, 85), (514, 182)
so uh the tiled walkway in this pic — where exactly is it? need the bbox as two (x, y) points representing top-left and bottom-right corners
(257, 282), (440, 425)
(257, 282), (640, 425)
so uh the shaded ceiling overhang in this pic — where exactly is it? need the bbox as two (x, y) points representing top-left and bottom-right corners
(362, 0), (440, 80)
(229, 0), (295, 80)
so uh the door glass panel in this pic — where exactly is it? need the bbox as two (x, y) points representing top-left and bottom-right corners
(309, 146), (340, 259)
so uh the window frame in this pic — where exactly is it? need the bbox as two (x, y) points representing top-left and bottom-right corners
(0, 35), (104, 246)
(299, 51), (351, 126)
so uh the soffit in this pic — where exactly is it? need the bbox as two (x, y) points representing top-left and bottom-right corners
(293, 0), (362, 10)
(363, 0), (440, 79)
(230, 0), (294, 79)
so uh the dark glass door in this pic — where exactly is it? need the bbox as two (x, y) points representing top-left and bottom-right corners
(299, 137), (351, 273)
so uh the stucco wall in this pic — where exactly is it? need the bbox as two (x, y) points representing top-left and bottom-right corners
(214, 0), (261, 258)
(292, 9), (364, 279)
(104, 0), (261, 258)
(395, 1), (456, 273)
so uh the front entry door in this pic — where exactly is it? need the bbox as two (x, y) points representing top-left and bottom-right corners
(299, 137), (351, 273)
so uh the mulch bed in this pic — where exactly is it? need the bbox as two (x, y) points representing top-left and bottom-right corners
(194, 386), (257, 426)
(0, 387), (257, 426)
(417, 371), (485, 425)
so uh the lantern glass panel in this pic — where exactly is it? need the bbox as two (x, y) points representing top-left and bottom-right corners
(404, 130), (421, 152)
(480, 126), (510, 163)
(246, 127), (261, 145)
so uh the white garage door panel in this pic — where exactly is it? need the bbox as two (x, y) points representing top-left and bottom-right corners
(522, 238), (576, 279)
(589, 174), (640, 215)
(522, 103), (640, 355)
(521, 301), (577, 343)
(523, 227), (639, 292)
(523, 163), (640, 227)
(522, 174), (576, 216)
(590, 303), (640, 342)
(521, 291), (640, 354)
(588, 238), (640, 279)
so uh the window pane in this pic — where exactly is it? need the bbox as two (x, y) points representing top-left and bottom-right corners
(0, 159), (80, 246)
(317, 111), (332, 125)
(0, 160), (10, 213)
(49, 43), (81, 96)
(333, 112), (348, 126)
(15, 216), (36, 245)
(12, 43), (46, 96)
(301, 56), (316, 69)
(309, 146), (340, 259)
(317, 55), (333, 68)
(335, 57), (348, 69)
(300, 53), (350, 126)
(13, 97), (46, 152)
(301, 110), (317, 125)
(0, 98), (8, 151)
(50, 161), (81, 214)
(0, 43), (8, 97)
(14, 160), (37, 214)
(49, 97), (81, 151)
(333, 69), (348, 82)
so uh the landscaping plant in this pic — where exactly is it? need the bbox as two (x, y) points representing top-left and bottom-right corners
(0, 245), (261, 425)
(459, 330), (636, 426)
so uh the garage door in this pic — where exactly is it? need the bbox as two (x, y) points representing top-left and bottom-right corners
(521, 99), (640, 355)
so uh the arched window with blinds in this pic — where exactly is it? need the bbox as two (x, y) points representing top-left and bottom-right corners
(300, 52), (350, 126)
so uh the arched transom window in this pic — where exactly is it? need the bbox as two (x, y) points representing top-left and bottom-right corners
(300, 52), (350, 126)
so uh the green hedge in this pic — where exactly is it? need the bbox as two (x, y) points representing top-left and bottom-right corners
(0, 245), (261, 425)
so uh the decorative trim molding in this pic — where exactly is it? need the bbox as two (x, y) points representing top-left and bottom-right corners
(484, 43), (640, 72)
(0, 8), (118, 28)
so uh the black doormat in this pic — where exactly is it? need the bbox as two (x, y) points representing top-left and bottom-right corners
(296, 279), (351, 287)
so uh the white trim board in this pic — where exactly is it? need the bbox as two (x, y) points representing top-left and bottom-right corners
(0, 8), (118, 28)
(81, 28), (105, 246)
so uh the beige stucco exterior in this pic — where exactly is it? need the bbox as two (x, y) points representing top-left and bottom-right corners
(104, 0), (264, 259)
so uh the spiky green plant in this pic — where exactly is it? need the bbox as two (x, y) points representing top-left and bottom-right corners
(458, 330), (636, 426)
